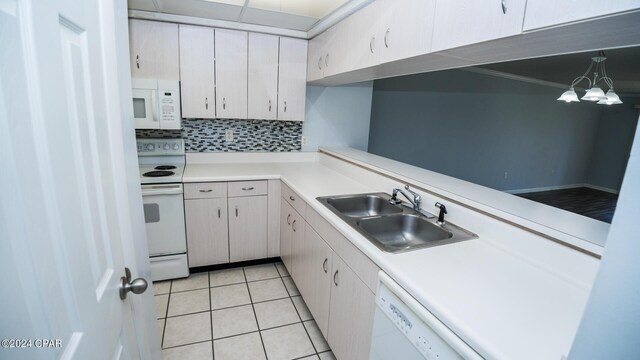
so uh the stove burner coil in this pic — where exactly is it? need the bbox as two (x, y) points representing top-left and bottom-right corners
(155, 165), (177, 170)
(143, 170), (175, 177)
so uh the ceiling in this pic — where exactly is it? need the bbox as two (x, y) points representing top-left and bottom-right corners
(478, 47), (640, 94)
(128, 0), (350, 31)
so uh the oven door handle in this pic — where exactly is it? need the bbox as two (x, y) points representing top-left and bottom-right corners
(141, 184), (183, 196)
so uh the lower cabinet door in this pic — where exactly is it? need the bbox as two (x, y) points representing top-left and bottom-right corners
(228, 195), (268, 262)
(290, 210), (305, 285)
(328, 254), (376, 360)
(303, 223), (333, 338)
(184, 198), (229, 267)
(280, 198), (293, 272)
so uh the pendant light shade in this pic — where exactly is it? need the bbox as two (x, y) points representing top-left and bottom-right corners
(581, 86), (607, 101)
(557, 88), (580, 103)
(557, 51), (622, 105)
(597, 89), (623, 105)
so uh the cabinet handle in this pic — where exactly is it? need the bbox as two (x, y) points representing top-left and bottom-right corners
(242, 187), (254, 191)
(223, 97), (226, 110)
(235, 206), (238, 217)
(287, 214), (291, 225)
(369, 35), (375, 53)
(218, 208), (221, 218)
(322, 258), (328, 273)
(384, 28), (390, 48)
(501, 0), (507, 14)
(199, 189), (213, 193)
(284, 101), (287, 113)
(318, 57), (323, 70)
(292, 219), (297, 232)
(333, 270), (339, 286)
(289, 196), (295, 201)
(136, 55), (140, 69)
(268, 100), (272, 112)
(205, 97), (208, 110)
(325, 54), (329, 67)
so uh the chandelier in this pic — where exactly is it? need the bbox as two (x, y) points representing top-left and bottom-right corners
(557, 51), (622, 105)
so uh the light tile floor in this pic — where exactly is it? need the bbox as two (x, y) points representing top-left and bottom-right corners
(153, 262), (336, 360)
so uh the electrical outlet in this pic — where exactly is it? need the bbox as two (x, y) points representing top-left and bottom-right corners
(225, 129), (234, 143)
(301, 135), (308, 146)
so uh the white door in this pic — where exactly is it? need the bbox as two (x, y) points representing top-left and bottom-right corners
(0, 0), (158, 359)
(228, 196), (268, 262)
(277, 37), (308, 121)
(179, 24), (215, 119)
(128, 19), (180, 80)
(215, 28), (248, 119)
(523, 0), (640, 31)
(342, 0), (382, 73)
(248, 33), (279, 120)
(380, 0), (437, 63)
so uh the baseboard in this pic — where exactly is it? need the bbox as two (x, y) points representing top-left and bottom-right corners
(506, 183), (619, 195)
(583, 184), (619, 194)
(506, 184), (584, 195)
(189, 257), (282, 274)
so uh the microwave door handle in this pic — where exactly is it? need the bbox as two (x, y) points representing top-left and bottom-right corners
(150, 90), (159, 124)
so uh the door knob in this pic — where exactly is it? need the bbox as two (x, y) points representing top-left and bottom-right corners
(119, 267), (148, 300)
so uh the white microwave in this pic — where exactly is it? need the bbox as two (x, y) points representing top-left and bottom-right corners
(132, 78), (181, 130)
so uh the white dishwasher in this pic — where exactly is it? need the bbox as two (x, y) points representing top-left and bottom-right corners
(370, 272), (484, 360)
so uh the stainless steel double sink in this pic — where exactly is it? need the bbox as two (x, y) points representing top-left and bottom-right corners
(317, 193), (477, 253)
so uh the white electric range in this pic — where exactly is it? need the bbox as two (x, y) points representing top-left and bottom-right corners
(137, 138), (189, 281)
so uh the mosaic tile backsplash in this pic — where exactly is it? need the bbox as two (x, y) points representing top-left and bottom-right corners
(136, 119), (302, 152)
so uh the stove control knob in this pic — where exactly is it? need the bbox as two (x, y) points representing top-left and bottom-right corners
(144, 144), (155, 151)
(172, 143), (180, 150)
(163, 143), (170, 150)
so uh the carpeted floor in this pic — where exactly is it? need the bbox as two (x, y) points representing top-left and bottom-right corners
(517, 187), (618, 223)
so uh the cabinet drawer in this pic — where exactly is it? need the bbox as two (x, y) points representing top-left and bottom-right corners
(184, 182), (227, 199)
(228, 180), (268, 197)
(282, 182), (306, 215)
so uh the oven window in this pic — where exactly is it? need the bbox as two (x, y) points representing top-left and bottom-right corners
(143, 203), (160, 223)
(133, 97), (146, 118)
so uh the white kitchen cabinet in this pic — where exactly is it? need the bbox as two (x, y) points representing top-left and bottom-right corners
(379, 0), (437, 63)
(228, 195), (268, 262)
(322, 22), (349, 77)
(289, 207), (305, 285)
(431, 0), (527, 52)
(215, 29), (248, 119)
(328, 255), (376, 360)
(280, 198), (294, 272)
(523, 0), (640, 31)
(179, 25), (215, 119)
(341, 0), (383, 73)
(128, 19), (179, 80)
(307, 28), (329, 82)
(248, 33), (279, 120)
(184, 198), (229, 267)
(277, 37), (308, 121)
(302, 223), (334, 338)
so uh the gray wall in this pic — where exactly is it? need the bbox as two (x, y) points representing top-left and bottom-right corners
(587, 105), (639, 190)
(367, 69), (636, 192)
(303, 81), (373, 151)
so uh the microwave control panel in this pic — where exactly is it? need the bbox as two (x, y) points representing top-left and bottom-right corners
(158, 89), (181, 129)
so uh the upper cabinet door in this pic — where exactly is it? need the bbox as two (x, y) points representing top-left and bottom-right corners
(179, 25), (215, 119)
(128, 19), (179, 80)
(430, 0), (527, 52)
(248, 33), (279, 120)
(307, 29), (328, 82)
(215, 29), (248, 119)
(523, 0), (640, 31)
(341, 0), (382, 73)
(278, 37), (308, 122)
(380, 0), (437, 63)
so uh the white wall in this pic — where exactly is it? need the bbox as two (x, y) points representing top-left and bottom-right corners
(303, 81), (373, 151)
(568, 115), (640, 359)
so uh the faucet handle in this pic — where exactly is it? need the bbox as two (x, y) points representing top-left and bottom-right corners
(404, 185), (420, 198)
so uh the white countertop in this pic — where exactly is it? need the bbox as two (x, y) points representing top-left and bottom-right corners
(183, 152), (597, 360)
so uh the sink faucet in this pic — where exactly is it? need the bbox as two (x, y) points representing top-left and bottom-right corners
(435, 202), (448, 225)
(389, 185), (422, 210)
